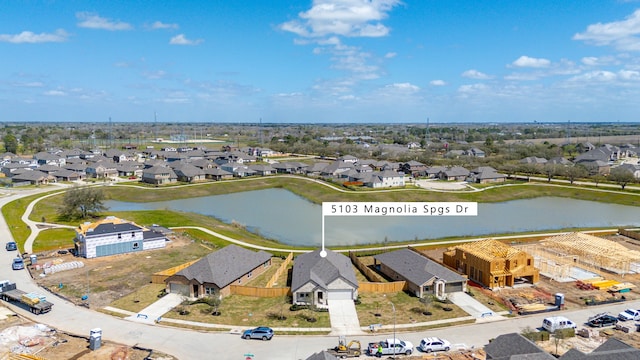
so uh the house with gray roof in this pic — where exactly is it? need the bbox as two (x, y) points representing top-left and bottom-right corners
(559, 337), (640, 359)
(484, 333), (554, 360)
(291, 249), (358, 308)
(171, 162), (206, 183)
(439, 166), (470, 181)
(165, 244), (272, 298)
(249, 163), (276, 176)
(360, 169), (406, 188)
(141, 165), (178, 185)
(374, 248), (467, 299)
(467, 166), (507, 184)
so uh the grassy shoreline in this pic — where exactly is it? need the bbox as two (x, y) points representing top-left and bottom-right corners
(3, 177), (639, 251)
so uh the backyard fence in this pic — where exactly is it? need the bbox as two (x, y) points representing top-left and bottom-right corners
(266, 252), (293, 288)
(151, 260), (199, 284)
(230, 285), (290, 298)
(349, 251), (384, 282)
(619, 228), (640, 242)
(358, 281), (406, 293)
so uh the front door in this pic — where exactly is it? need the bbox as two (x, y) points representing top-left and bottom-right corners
(193, 284), (199, 298)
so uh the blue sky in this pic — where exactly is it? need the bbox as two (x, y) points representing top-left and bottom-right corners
(2, 1), (640, 123)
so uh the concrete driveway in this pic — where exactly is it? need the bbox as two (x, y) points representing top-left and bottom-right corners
(327, 299), (364, 335)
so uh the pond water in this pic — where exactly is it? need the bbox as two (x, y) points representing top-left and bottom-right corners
(104, 188), (640, 247)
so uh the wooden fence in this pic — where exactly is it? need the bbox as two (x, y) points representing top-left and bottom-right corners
(266, 252), (293, 288)
(151, 259), (199, 284)
(359, 281), (406, 293)
(620, 228), (640, 241)
(349, 251), (384, 282)
(230, 285), (290, 298)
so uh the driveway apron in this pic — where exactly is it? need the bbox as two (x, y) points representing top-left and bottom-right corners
(327, 299), (364, 335)
(448, 291), (504, 321)
(125, 293), (184, 324)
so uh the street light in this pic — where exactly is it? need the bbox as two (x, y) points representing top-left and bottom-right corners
(383, 294), (397, 359)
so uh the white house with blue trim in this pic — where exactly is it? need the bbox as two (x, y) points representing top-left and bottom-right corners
(74, 216), (166, 258)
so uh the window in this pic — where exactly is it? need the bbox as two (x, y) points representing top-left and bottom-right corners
(131, 232), (135, 237)
(205, 287), (216, 295)
(133, 242), (139, 250)
(117, 233), (122, 239)
(248, 271), (252, 278)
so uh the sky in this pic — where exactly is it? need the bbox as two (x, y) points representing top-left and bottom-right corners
(3, 1), (640, 124)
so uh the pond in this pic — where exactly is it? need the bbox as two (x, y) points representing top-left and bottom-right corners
(104, 188), (640, 247)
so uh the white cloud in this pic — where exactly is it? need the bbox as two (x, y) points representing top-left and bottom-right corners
(461, 69), (492, 80)
(568, 70), (617, 82)
(12, 81), (44, 87)
(430, 80), (446, 86)
(384, 52), (397, 58)
(0, 29), (69, 43)
(511, 55), (550, 68)
(581, 56), (619, 66)
(619, 69), (640, 80)
(385, 82), (420, 92)
(149, 21), (179, 30)
(76, 12), (132, 31)
(279, 0), (402, 38)
(573, 9), (640, 51)
(143, 70), (168, 80)
(44, 90), (67, 96)
(169, 34), (203, 45)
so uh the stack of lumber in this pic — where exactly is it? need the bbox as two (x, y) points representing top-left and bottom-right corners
(609, 282), (636, 292)
(589, 279), (620, 290)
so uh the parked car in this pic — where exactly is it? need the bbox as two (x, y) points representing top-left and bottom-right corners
(418, 337), (451, 353)
(587, 313), (618, 327)
(242, 326), (273, 340)
(12, 257), (24, 270)
(618, 309), (640, 321)
(542, 316), (577, 332)
(5, 241), (17, 251)
(367, 338), (413, 356)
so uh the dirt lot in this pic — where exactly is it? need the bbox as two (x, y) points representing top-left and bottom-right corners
(0, 308), (177, 360)
(32, 232), (205, 308)
(422, 234), (640, 313)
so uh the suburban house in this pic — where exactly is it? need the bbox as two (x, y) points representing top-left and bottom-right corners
(165, 244), (272, 298)
(11, 170), (56, 186)
(439, 166), (470, 181)
(484, 333), (554, 360)
(204, 167), (233, 181)
(467, 166), (507, 184)
(443, 239), (540, 289)
(73, 216), (166, 259)
(520, 156), (548, 165)
(467, 147), (485, 158)
(291, 249), (359, 308)
(171, 163), (206, 183)
(85, 160), (118, 179)
(141, 165), (178, 185)
(373, 248), (467, 299)
(399, 160), (427, 177)
(359, 169), (405, 188)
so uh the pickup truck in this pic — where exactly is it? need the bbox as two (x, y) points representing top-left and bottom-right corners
(368, 338), (413, 356)
(0, 280), (53, 314)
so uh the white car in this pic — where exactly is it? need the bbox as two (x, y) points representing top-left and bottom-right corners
(418, 337), (451, 353)
(618, 309), (640, 321)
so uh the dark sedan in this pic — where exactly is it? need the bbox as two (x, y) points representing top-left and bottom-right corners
(588, 314), (618, 328)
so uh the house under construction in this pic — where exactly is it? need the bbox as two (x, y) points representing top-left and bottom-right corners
(443, 239), (540, 289)
(520, 232), (640, 280)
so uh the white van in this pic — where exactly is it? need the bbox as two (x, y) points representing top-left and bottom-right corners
(542, 316), (577, 332)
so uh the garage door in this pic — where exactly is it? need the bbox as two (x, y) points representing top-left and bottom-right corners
(445, 282), (464, 293)
(328, 290), (353, 301)
(169, 283), (189, 296)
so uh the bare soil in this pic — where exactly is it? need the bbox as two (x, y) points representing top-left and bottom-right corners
(0, 310), (177, 360)
(32, 232), (204, 308)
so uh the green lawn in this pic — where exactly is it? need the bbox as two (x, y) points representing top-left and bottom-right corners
(33, 228), (76, 252)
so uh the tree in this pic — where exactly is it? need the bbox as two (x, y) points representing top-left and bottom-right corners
(543, 164), (560, 182)
(591, 174), (605, 187)
(2, 132), (18, 154)
(609, 168), (636, 190)
(58, 186), (108, 220)
(565, 165), (587, 185)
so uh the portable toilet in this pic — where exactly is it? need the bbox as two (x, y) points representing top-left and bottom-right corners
(89, 328), (102, 350)
(29, 254), (37, 265)
(555, 293), (565, 309)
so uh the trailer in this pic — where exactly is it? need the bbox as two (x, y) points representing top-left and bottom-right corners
(0, 281), (53, 314)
